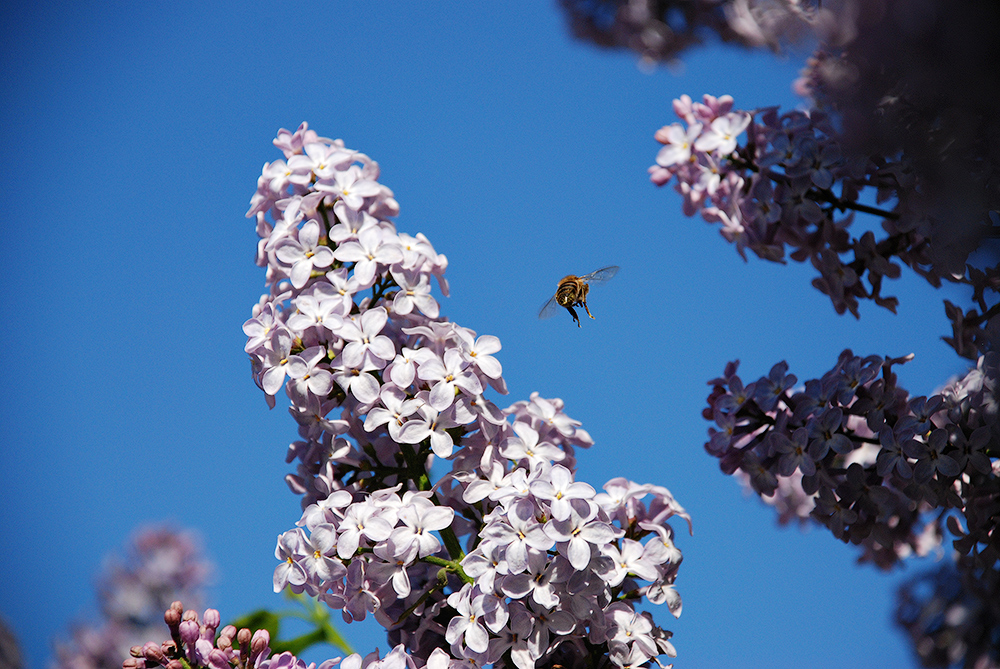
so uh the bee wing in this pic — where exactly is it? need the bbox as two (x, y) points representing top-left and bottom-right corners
(538, 294), (560, 319)
(580, 265), (620, 285)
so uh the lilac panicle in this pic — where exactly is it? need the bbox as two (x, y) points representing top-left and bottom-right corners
(705, 351), (999, 576)
(649, 94), (1000, 360)
(244, 124), (690, 669)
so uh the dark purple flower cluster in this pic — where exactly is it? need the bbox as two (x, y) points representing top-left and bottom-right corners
(648, 94), (1000, 359)
(895, 556), (1000, 669)
(51, 527), (211, 669)
(794, 0), (1000, 238)
(244, 125), (690, 669)
(556, 0), (824, 63)
(569, 1), (1000, 248)
(122, 602), (328, 669)
(705, 351), (999, 573)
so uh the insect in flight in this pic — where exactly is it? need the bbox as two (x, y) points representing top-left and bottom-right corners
(538, 266), (620, 327)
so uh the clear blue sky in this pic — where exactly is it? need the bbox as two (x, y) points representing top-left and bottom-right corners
(0, 2), (970, 668)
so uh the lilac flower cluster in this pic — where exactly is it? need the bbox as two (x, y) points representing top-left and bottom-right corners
(895, 556), (1000, 669)
(52, 527), (211, 669)
(792, 1), (1000, 237)
(122, 602), (333, 669)
(705, 350), (999, 573)
(556, 0), (825, 63)
(648, 94), (1000, 358)
(567, 0), (1000, 250)
(244, 124), (690, 669)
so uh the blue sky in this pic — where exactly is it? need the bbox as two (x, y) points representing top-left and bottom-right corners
(0, 2), (971, 668)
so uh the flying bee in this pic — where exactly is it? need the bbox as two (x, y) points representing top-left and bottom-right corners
(538, 266), (619, 327)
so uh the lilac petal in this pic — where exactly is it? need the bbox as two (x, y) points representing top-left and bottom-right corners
(333, 242), (365, 262)
(290, 261), (312, 289)
(506, 541), (528, 574)
(465, 621), (489, 653)
(389, 361), (416, 388)
(475, 356), (502, 379)
(394, 293), (415, 315)
(936, 455), (961, 478)
(261, 366), (287, 396)
(429, 381), (455, 411)
(500, 573), (532, 599)
(361, 307), (388, 333)
(369, 336), (396, 362)
(430, 430), (454, 458)
(375, 245), (404, 265)
(312, 246), (335, 267)
(350, 373), (380, 404)
(341, 346), (365, 370)
(546, 610), (576, 635)
(392, 567), (411, 598)
(284, 356), (308, 378)
(352, 260), (377, 288)
(566, 539), (591, 571)
(398, 421), (430, 444)
(418, 506), (455, 532)
(362, 516), (394, 542)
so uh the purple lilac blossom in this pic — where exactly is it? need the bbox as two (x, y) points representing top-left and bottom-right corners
(51, 527), (212, 669)
(648, 94), (1000, 360)
(704, 351), (999, 580)
(243, 125), (691, 669)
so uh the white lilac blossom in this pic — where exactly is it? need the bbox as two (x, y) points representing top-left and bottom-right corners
(240, 125), (690, 669)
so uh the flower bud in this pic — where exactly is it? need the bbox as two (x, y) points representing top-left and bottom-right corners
(178, 619), (199, 645)
(250, 628), (271, 662)
(143, 642), (167, 664)
(164, 604), (182, 629)
(203, 608), (221, 629)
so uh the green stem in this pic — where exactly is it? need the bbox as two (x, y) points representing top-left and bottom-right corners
(396, 579), (446, 623)
(421, 554), (472, 583)
(437, 525), (467, 564)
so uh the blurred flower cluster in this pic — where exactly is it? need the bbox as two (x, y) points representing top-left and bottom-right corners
(557, 0), (824, 64)
(51, 527), (210, 669)
(566, 0), (1000, 242)
(895, 556), (1000, 669)
(237, 124), (690, 669)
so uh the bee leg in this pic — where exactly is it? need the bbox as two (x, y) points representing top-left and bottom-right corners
(567, 306), (581, 327)
(582, 301), (594, 319)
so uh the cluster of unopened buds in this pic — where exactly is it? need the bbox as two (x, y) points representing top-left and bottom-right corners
(53, 527), (211, 669)
(705, 350), (999, 572)
(239, 124), (690, 669)
(123, 602), (313, 669)
(649, 94), (1000, 359)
